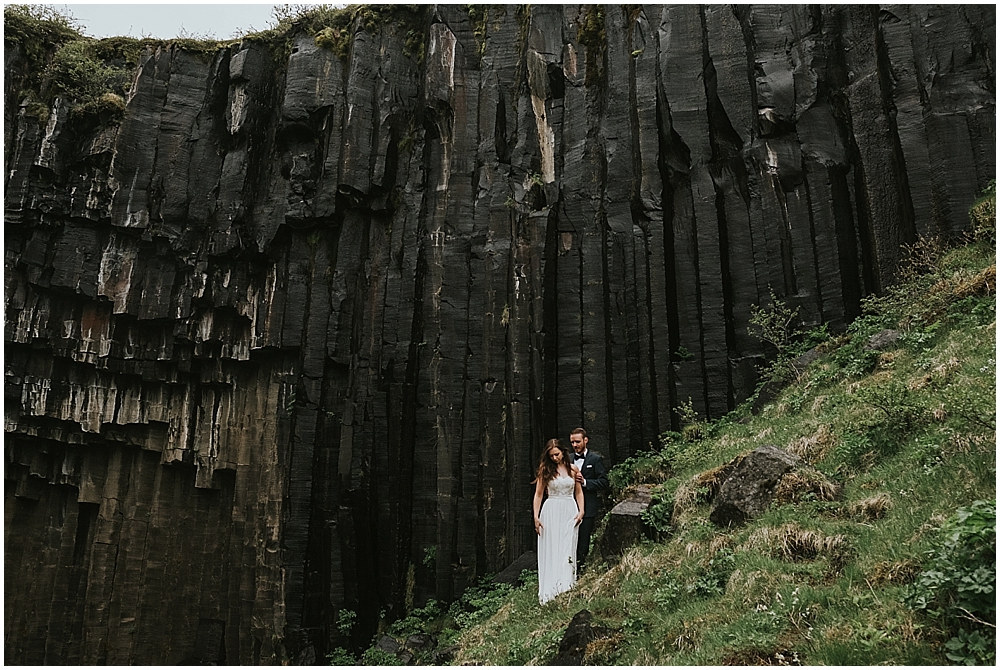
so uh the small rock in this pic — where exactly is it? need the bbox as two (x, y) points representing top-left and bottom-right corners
(431, 644), (458, 664)
(492, 550), (537, 586)
(404, 633), (436, 653)
(789, 347), (823, 374)
(865, 329), (901, 351)
(549, 609), (610, 666)
(375, 634), (402, 655)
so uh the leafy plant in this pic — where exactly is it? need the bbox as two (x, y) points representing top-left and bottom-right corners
(943, 628), (994, 665)
(748, 288), (810, 384)
(360, 647), (402, 665)
(652, 579), (683, 608)
(387, 599), (443, 638)
(947, 294), (995, 327)
(906, 500), (996, 665)
(688, 549), (736, 597)
(674, 397), (705, 441)
(641, 487), (674, 533)
(448, 576), (514, 630)
(336, 609), (356, 636)
(422, 544), (436, 568)
(608, 449), (668, 492)
(326, 647), (356, 665)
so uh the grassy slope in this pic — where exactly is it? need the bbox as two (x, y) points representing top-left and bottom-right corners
(452, 231), (995, 665)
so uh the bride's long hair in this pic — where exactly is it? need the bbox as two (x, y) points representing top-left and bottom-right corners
(533, 438), (571, 487)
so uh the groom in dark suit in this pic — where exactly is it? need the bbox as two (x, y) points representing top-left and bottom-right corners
(569, 427), (608, 572)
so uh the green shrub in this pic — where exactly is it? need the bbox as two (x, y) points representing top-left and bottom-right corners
(449, 576), (514, 630)
(687, 549), (736, 597)
(854, 381), (926, 433)
(326, 647), (356, 665)
(608, 449), (668, 492)
(388, 599), (443, 638)
(336, 608), (356, 636)
(4, 4), (81, 71)
(659, 432), (711, 471)
(937, 368), (997, 433)
(7, 5), (135, 123)
(46, 40), (129, 102)
(641, 487), (674, 533)
(360, 647), (402, 665)
(748, 288), (808, 384)
(906, 500), (996, 665)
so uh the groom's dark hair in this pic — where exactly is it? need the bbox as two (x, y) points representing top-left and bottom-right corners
(570, 427), (587, 439)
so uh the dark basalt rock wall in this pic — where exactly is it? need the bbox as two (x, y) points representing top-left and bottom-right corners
(4, 4), (994, 664)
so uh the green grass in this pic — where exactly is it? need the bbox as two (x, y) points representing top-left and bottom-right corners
(442, 222), (994, 664)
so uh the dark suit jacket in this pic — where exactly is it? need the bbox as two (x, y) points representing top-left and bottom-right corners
(575, 450), (608, 517)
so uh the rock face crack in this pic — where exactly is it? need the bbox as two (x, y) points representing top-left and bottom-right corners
(4, 4), (994, 664)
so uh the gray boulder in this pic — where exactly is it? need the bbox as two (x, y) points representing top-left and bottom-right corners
(600, 485), (658, 558)
(866, 329), (902, 351)
(709, 446), (838, 526)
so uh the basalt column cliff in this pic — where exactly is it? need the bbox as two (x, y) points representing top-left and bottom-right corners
(4, 4), (994, 664)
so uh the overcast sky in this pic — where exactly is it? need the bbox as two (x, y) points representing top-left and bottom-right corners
(43, 3), (283, 40)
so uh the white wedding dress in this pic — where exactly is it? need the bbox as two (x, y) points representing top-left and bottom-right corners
(537, 474), (580, 604)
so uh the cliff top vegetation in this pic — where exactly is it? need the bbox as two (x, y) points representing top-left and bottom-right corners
(4, 4), (429, 123)
(334, 185), (996, 665)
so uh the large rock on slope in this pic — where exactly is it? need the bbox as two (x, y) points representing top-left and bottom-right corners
(709, 446), (840, 526)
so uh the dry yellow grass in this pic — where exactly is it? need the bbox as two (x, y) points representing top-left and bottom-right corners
(741, 523), (849, 564)
(868, 559), (919, 586)
(954, 264), (996, 298)
(667, 620), (701, 653)
(773, 469), (842, 504)
(950, 431), (993, 455)
(846, 493), (892, 521)
(786, 424), (836, 463)
(581, 633), (622, 664)
(574, 545), (673, 600)
(725, 568), (797, 607)
(932, 356), (962, 380)
(672, 464), (731, 515)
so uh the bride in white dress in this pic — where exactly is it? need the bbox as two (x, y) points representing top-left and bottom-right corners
(532, 439), (585, 604)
